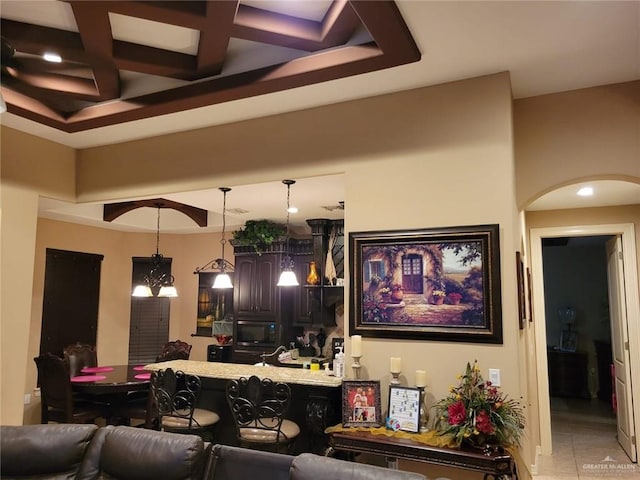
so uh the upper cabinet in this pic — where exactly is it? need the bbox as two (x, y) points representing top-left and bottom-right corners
(233, 253), (280, 320)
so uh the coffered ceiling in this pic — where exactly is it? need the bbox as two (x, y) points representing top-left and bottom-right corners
(1, 1), (638, 232)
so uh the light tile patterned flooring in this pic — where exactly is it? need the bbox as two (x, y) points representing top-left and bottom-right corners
(536, 397), (639, 479)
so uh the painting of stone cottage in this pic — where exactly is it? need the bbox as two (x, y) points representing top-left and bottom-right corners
(360, 240), (486, 327)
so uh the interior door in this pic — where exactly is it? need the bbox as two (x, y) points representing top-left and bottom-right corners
(607, 236), (637, 461)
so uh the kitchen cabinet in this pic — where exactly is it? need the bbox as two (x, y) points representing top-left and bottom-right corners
(231, 241), (308, 363)
(233, 254), (279, 320)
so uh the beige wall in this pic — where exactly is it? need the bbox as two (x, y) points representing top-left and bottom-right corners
(1, 132), (75, 426)
(514, 80), (640, 209)
(2, 72), (639, 478)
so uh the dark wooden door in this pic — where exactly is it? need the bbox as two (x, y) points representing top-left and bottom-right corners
(402, 254), (423, 294)
(40, 249), (103, 356)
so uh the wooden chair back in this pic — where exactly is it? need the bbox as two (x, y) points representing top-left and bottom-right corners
(63, 342), (98, 377)
(156, 340), (192, 363)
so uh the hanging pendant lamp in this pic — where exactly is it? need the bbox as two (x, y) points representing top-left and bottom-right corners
(193, 187), (234, 288)
(132, 204), (178, 297)
(277, 179), (299, 287)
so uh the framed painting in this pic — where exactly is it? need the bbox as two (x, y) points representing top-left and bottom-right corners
(516, 251), (525, 330)
(342, 380), (382, 428)
(349, 224), (502, 344)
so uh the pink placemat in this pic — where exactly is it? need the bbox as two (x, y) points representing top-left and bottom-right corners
(71, 375), (107, 383)
(81, 366), (114, 373)
(134, 373), (151, 380)
(133, 366), (148, 371)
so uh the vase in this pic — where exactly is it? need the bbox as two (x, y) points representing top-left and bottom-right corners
(306, 261), (320, 285)
(381, 292), (391, 303)
(390, 290), (403, 303)
(432, 296), (444, 305)
(449, 297), (461, 305)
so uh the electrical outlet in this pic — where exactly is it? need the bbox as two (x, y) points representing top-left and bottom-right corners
(34, 387), (41, 397)
(488, 368), (501, 386)
(24, 393), (31, 405)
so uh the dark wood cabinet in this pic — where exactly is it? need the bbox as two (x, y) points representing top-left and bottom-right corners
(547, 350), (590, 399)
(233, 254), (279, 320)
(293, 253), (314, 325)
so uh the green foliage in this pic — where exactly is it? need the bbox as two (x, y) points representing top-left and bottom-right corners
(232, 220), (287, 254)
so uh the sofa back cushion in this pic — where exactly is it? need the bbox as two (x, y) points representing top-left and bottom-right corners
(0, 424), (98, 479)
(290, 453), (427, 480)
(206, 444), (294, 480)
(77, 426), (206, 480)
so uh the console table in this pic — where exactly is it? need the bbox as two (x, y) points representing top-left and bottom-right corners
(327, 429), (517, 480)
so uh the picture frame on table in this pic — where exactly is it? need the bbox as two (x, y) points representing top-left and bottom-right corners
(342, 380), (382, 428)
(349, 224), (503, 344)
(387, 385), (421, 433)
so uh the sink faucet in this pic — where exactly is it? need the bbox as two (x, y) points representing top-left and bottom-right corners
(259, 345), (288, 365)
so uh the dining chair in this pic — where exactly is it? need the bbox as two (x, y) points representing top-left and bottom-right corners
(155, 340), (192, 363)
(226, 375), (300, 453)
(63, 342), (98, 377)
(34, 353), (104, 424)
(150, 368), (219, 441)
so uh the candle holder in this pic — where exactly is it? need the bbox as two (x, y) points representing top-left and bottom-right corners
(390, 371), (401, 385)
(418, 387), (430, 433)
(351, 355), (362, 379)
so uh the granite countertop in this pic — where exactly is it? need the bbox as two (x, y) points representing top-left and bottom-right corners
(144, 360), (343, 387)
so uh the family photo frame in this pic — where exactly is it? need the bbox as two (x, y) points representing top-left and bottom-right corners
(349, 224), (503, 344)
(342, 380), (382, 428)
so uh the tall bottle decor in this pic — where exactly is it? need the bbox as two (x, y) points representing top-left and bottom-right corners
(306, 261), (320, 285)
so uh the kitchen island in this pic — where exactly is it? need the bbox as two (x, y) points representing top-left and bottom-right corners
(145, 360), (343, 454)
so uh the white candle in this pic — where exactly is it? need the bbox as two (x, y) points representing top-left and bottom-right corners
(351, 335), (362, 357)
(415, 369), (427, 387)
(390, 356), (402, 373)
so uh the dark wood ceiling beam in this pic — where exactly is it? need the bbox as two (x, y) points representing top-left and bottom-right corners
(6, 69), (98, 100)
(0, 19), (87, 63)
(70, 3), (121, 101)
(349, 1), (420, 61)
(232, 4), (326, 51)
(196, 1), (238, 75)
(104, 198), (208, 227)
(320, 0), (361, 46)
(113, 41), (197, 79)
(84, 0), (209, 29)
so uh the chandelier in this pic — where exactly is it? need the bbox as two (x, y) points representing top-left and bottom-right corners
(194, 187), (234, 288)
(132, 204), (178, 298)
(277, 179), (299, 287)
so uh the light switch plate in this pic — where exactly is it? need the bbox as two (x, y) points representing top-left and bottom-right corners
(488, 368), (501, 386)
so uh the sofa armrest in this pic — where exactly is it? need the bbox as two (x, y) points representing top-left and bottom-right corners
(205, 444), (294, 480)
(0, 424), (98, 478)
(290, 453), (426, 480)
(77, 426), (206, 480)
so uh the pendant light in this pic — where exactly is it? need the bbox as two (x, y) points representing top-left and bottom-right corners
(194, 187), (234, 288)
(277, 179), (299, 287)
(132, 204), (178, 298)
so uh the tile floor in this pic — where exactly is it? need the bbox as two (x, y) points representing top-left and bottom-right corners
(536, 397), (639, 479)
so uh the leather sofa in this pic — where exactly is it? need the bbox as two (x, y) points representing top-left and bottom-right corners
(1, 424), (426, 480)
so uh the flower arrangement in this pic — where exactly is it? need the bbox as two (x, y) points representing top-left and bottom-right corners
(391, 284), (403, 292)
(434, 360), (525, 448)
(432, 289), (446, 297)
(447, 292), (463, 302)
(379, 287), (391, 295)
(362, 294), (389, 323)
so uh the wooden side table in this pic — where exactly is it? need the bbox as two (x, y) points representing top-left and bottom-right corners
(327, 430), (517, 480)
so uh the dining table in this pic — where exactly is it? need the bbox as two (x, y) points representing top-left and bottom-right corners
(70, 364), (152, 425)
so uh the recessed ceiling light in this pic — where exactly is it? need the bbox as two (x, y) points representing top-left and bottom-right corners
(287, 206), (298, 214)
(43, 52), (62, 63)
(577, 187), (594, 197)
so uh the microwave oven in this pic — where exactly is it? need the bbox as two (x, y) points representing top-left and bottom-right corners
(235, 321), (278, 347)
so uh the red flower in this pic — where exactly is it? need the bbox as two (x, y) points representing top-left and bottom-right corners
(476, 410), (494, 434)
(447, 401), (466, 425)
